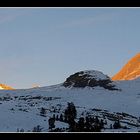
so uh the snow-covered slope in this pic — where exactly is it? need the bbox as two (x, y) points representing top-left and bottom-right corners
(78, 70), (110, 80)
(0, 70), (140, 132)
(112, 53), (140, 80)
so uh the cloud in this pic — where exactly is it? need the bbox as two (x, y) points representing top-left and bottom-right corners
(59, 12), (117, 28)
(0, 14), (17, 24)
(0, 9), (29, 24)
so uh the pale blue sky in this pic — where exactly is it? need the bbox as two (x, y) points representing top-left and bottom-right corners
(0, 8), (140, 88)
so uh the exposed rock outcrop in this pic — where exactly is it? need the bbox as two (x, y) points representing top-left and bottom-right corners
(63, 70), (118, 90)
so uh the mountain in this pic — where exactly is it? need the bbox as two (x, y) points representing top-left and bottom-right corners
(63, 70), (118, 90)
(112, 53), (140, 80)
(0, 70), (139, 132)
(0, 84), (14, 90)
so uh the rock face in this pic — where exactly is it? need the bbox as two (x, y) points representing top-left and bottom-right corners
(0, 84), (14, 90)
(63, 70), (118, 90)
(112, 53), (140, 80)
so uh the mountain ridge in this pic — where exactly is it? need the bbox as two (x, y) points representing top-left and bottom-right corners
(0, 83), (14, 90)
(112, 53), (140, 80)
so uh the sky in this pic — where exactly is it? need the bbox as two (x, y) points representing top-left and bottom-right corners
(0, 8), (140, 89)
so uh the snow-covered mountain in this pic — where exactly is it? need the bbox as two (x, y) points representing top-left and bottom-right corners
(63, 70), (118, 90)
(112, 53), (140, 80)
(0, 70), (140, 132)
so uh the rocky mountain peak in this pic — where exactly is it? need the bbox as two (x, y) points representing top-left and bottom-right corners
(112, 53), (140, 80)
(63, 70), (118, 90)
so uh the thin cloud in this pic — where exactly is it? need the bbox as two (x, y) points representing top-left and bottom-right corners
(59, 12), (118, 28)
(0, 14), (18, 24)
(0, 9), (30, 24)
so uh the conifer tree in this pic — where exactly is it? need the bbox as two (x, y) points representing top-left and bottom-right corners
(40, 107), (46, 117)
(48, 117), (55, 130)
